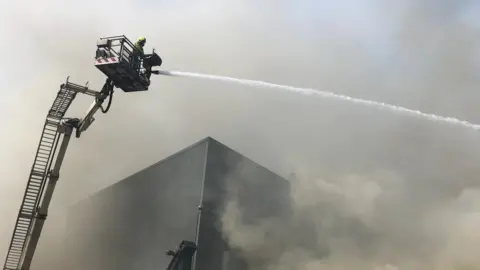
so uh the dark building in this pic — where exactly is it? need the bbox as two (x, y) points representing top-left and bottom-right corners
(63, 137), (291, 270)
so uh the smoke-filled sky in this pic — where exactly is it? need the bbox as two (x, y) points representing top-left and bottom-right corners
(1, 0), (480, 269)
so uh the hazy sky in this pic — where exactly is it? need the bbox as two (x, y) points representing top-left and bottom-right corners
(1, 0), (480, 269)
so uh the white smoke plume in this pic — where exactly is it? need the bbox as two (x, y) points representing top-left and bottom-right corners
(220, 167), (480, 269)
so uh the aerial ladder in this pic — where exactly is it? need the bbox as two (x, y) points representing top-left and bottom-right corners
(1, 35), (174, 270)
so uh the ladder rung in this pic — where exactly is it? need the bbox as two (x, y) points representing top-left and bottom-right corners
(33, 164), (46, 168)
(33, 163), (47, 168)
(11, 238), (24, 242)
(11, 240), (25, 245)
(40, 137), (55, 142)
(7, 256), (21, 260)
(40, 138), (54, 143)
(39, 143), (53, 148)
(31, 170), (45, 176)
(33, 161), (47, 166)
(28, 178), (42, 183)
(26, 192), (39, 197)
(34, 164), (47, 169)
(13, 230), (28, 235)
(19, 213), (34, 219)
(25, 193), (38, 198)
(38, 144), (53, 149)
(41, 136), (55, 141)
(36, 151), (51, 157)
(18, 221), (31, 226)
(25, 196), (38, 201)
(28, 179), (43, 185)
(43, 129), (56, 134)
(28, 180), (42, 185)
(42, 132), (56, 137)
(47, 114), (62, 119)
(36, 156), (50, 161)
(27, 180), (41, 185)
(22, 200), (35, 205)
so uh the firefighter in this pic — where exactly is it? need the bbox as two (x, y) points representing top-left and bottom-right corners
(132, 37), (152, 81)
(132, 37), (146, 69)
(134, 36), (146, 56)
(133, 36), (160, 82)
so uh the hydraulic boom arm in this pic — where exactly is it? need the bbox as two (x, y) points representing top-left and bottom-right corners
(3, 78), (111, 270)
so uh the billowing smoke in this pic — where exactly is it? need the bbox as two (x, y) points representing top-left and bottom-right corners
(220, 167), (480, 269)
(215, 2), (480, 269)
(1, 0), (480, 269)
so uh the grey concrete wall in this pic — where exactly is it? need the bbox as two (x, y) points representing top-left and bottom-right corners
(196, 139), (292, 270)
(64, 140), (208, 270)
(63, 137), (291, 270)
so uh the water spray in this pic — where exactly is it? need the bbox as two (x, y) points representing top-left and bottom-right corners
(158, 70), (480, 131)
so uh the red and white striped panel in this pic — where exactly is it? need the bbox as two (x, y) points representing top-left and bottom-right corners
(94, 57), (119, 65)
